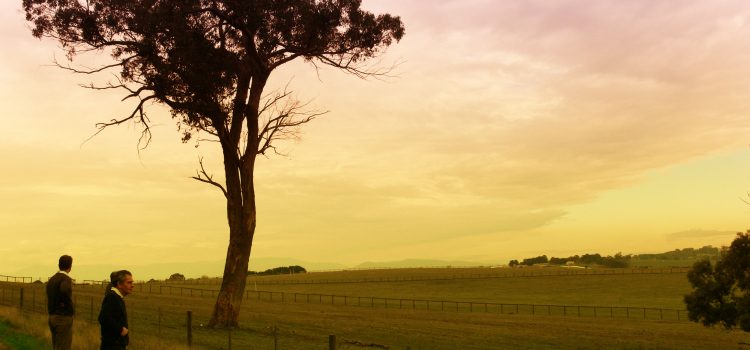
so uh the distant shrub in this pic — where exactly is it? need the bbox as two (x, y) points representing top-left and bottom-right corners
(247, 265), (307, 276)
(167, 273), (186, 281)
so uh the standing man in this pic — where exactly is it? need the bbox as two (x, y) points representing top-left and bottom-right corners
(99, 270), (133, 350)
(46, 255), (75, 350)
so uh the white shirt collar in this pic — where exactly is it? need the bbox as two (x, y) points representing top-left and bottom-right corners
(57, 270), (69, 276)
(111, 287), (124, 298)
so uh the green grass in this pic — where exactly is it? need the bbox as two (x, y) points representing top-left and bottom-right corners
(0, 319), (47, 349)
(1, 267), (748, 350)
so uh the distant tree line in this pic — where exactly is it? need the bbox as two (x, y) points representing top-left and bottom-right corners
(635, 246), (719, 260)
(508, 245), (722, 269)
(247, 265), (307, 276)
(509, 253), (630, 268)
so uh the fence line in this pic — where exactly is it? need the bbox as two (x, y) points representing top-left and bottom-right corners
(0, 283), (694, 350)
(104, 282), (690, 322)
(0, 274), (32, 283)
(0, 285), (384, 350)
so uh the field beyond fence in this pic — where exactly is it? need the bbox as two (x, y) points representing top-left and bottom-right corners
(0, 267), (747, 350)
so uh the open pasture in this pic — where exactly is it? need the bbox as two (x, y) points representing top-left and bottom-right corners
(1, 267), (748, 349)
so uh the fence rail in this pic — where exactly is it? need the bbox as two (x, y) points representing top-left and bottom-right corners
(0, 282), (691, 350)
(118, 282), (690, 322)
(0, 274), (32, 283)
(0, 284), (384, 350)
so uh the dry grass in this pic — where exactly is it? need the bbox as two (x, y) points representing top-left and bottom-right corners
(2, 268), (750, 349)
(0, 305), (190, 350)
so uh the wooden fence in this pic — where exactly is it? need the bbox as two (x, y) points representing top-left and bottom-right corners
(0, 274), (32, 283)
(0, 285), (385, 350)
(119, 282), (690, 321)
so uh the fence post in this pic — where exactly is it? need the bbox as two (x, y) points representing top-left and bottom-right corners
(273, 326), (279, 350)
(329, 335), (336, 350)
(187, 311), (193, 348)
(90, 296), (94, 322)
(19, 288), (24, 310)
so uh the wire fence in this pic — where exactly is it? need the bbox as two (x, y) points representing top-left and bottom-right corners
(0, 279), (694, 350)
(0, 283), (396, 350)
(35, 279), (684, 323)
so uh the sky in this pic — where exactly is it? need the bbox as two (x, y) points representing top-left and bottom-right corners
(2, 0), (750, 281)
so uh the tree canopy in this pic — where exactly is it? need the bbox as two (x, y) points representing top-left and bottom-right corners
(24, 0), (404, 327)
(684, 231), (750, 331)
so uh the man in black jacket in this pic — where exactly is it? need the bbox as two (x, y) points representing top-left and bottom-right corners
(98, 270), (133, 350)
(47, 254), (75, 350)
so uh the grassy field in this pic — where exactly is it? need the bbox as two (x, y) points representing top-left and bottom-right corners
(1, 267), (749, 349)
(0, 318), (47, 349)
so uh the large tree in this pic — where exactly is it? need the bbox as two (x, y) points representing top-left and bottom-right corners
(684, 231), (750, 332)
(23, 0), (404, 327)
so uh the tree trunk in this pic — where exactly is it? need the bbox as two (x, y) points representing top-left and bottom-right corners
(207, 149), (257, 327)
(208, 71), (265, 328)
(207, 216), (253, 327)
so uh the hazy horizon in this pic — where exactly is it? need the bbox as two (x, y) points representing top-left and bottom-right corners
(8, 242), (729, 282)
(3, 1), (750, 281)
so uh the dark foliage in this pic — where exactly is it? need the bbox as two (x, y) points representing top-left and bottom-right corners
(638, 246), (720, 260)
(23, 0), (403, 327)
(247, 265), (306, 276)
(512, 252), (630, 268)
(684, 231), (750, 331)
(520, 255), (548, 266)
(167, 273), (186, 281)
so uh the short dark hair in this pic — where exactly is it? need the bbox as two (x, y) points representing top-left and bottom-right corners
(58, 255), (72, 270)
(110, 270), (132, 286)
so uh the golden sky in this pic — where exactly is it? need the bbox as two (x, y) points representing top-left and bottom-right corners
(2, 1), (750, 280)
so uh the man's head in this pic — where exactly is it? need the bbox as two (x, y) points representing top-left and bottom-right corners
(111, 270), (134, 296)
(58, 255), (72, 272)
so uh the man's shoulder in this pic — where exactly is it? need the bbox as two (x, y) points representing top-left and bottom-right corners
(49, 272), (72, 282)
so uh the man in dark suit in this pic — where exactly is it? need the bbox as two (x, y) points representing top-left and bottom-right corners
(99, 270), (133, 350)
(46, 254), (75, 350)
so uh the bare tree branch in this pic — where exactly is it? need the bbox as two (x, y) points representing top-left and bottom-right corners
(191, 157), (228, 198)
(256, 92), (327, 156)
(83, 94), (156, 149)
